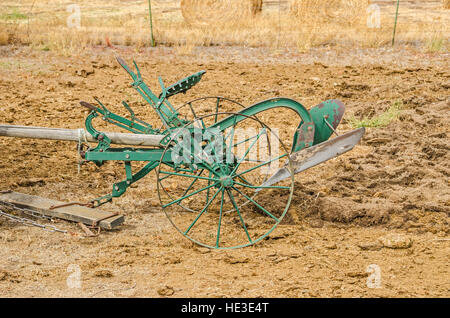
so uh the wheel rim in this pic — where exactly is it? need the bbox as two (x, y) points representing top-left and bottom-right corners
(157, 112), (294, 249)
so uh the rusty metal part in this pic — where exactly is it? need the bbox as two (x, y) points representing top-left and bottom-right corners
(323, 116), (340, 136)
(78, 222), (99, 237)
(49, 202), (94, 210)
(80, 101), (98, 112)
(91, 212), (119, 227)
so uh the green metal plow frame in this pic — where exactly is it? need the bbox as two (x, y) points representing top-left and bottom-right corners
(79, 57), (347, 247)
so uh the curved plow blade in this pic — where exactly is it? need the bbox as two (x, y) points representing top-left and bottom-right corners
(258, 128), (365, 189)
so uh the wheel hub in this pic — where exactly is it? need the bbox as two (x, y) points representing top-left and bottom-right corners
(220, 175), (234, 188)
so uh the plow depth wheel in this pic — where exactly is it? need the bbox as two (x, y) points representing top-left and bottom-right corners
(157, 112), (294, 249)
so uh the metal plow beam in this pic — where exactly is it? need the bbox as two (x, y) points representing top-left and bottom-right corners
(0, 125), (164, 147)
(259, 128), (366, 189)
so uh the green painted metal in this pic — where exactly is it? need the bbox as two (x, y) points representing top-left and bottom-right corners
(85, 149), (171, 162)
(116, 57), (204, 131)
(211, 98), (315, 152)
(308, 99), (345, 144)
(78, 57), (348, 248)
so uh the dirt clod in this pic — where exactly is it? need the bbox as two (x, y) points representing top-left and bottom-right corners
(223, 255), (250, 264)
(157, 285), (175, 297)
(379, 234), (413, 249)
(94, 270), (114, 278)
(358, 241), (383, 251)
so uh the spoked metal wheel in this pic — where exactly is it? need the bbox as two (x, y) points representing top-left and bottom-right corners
(157, 112), (294, 249)
(157, 96), (245, 134)
(177, 96), (246, 122)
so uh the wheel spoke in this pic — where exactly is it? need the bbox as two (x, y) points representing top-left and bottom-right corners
(222, 122), (235, 145)
(227, 189), (252, 244)
(214, 98), (220, 123)
(232, 186), (279, 222)
(160, 170), (219, 182)
(185, 186), (223, 235)
(181, 169), (204, 198)
(225, 115), (238, 164)
(239, 159), (267, 163)
(205, 171), (213, 212)
(162, 182), (218, 208)
(232, 134), (259, 149)
(159, 174), (172, 182)
(233, 153), (288, 178)
(188, 102), (206, 129)
(230, 127), (266, 176)
(215, 188), (225, 248)
(236, 174), (254, 187)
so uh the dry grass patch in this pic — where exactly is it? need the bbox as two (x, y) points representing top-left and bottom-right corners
(0, 0), (447, 54)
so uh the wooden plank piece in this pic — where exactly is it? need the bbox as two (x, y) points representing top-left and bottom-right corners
(0, 192), (124, 230)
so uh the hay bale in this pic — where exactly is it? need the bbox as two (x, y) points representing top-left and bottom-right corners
(181, 0), (262, 26)
(289, 0), (370, 25)
(339, 0), (371, 25)
(289, 0), (370, 16)
(251, 0), (263, 14)
(444, 0), (450, 9)
(289, 0), (342, 18)
(0, 26), (15, 46)
(0, 30), (9, 46)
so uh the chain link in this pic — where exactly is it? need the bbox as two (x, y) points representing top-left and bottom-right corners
(0, 201), (68, 234)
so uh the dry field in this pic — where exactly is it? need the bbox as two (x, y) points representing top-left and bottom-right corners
(0, 0), (449, 299)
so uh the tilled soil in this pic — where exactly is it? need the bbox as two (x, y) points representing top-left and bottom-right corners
(0, 46), (449, 297)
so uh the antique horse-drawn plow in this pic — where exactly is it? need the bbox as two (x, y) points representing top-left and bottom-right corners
(0, 57), (365, 249)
